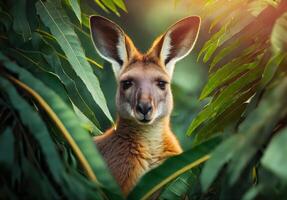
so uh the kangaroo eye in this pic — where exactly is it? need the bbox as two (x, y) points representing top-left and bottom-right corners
(157, 80), (167, 90)
(121, 80), (133, 90)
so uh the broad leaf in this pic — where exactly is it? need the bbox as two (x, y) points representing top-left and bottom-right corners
(261, 52), (287, 87)
(159, 170), (198, 200)
(227, 77), (287, 185)
(1, 54), (123, 199)
(261, 127), (287, 181)
(0, 76), (65, 184)
(128, 137), (220, 200)
(187, 68), (262, 136)
(10, 0), (31, 41)
(36, 0), (113, 122)
(68, 0), (81, 23)
(201, 134), (240, 191)
(0, 127), (14, 167)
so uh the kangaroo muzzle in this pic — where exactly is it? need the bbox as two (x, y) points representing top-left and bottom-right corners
(134, 88), (155, 123)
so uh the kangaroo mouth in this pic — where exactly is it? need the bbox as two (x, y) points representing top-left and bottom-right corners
(139, 118), (151, 123)
(133, 110), (154, 124)
(136, 115), (154, 124)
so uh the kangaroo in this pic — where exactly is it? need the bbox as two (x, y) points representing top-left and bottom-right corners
(90, 15), (201, 196)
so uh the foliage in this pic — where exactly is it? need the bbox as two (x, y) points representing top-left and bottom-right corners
(0, 0), (125, 199)
(1, 0), (287, 200)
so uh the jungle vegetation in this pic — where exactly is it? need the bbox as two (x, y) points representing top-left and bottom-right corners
(0, 0), (287, 199)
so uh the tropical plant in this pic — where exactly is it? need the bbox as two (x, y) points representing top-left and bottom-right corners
(0, 0), (126, 199)
(1, 0), (287, 200)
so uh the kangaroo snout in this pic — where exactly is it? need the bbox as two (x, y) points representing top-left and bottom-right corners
(136, 101), (152, 116)
(134, 87), (155, 123)
(135, 98), (154, 123)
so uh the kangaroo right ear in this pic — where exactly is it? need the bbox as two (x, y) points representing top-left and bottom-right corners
(90, 16), (136, 77)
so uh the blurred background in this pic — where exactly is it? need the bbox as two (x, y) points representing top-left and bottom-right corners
(88, 0), (210, 150)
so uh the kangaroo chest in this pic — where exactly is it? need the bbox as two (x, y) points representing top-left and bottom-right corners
(95, 129), (168, 195)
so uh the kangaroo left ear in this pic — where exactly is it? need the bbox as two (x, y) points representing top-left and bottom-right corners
(149, 16), (201, 76)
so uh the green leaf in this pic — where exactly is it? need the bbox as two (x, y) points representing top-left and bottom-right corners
(101, 0), (120, 16)
(0, 127), (14, 167)
(271, 11), (287, 54)
(201, 135), (240, 191)
(200, 61), (258, 100)
(261, 52), (287, 87)
(210, 39), (240, 69)
(113, 0), (127, 12)
(21, 158), (58, 200)
(203, 42), (218, 63)
(227, 77), (287, 185)
(5, 47), (72, 106)
(0, 76), (65, 183)
(197, 27), (222, 62)
(93, 0), (109, 13)
(208, 39), (265, 73)
(194, 97), (248, 144)
(242, 167), (286, 200)
(261, 127), (287, 181)
(68, 0), (82, 23)
(6, 44), (103, 132)
(159, 170), (197, 200)
(200, 78), (287, 193)
(127, 137), (221, 200)
(36, 0), (113, 122)
(28, 34), (102, 128)
(0, 9), (12, 31)
(10, 0), (31, 41)
(1, 54), (123, 199)
(187, 68), (262, 136)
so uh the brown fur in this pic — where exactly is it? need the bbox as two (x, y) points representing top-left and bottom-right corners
(90, 15), (200, 196)
(94, 118), (182, 195)
(94, 55), (182, 195)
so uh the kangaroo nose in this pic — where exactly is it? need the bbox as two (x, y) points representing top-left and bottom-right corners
(136, 102), (152, 115)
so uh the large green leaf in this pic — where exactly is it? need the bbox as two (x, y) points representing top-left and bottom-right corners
(10, 0), (31, 42)
(227, 77), (287, 185)
(261, 52), (287, 87)
(159, 170), (198, 200)
(0, 76), (65, 183)
(200, 60), (258, 100)
(0, 54), (123, 199)
(209, 39), (240, 69)
(4, 33), (103, 130)
(261, 127), (287, 181)
(0, 127), (14, 167)
(127, 137), (220, 200)
(30, 33), (102, 128)
(4, 47), (72, 105)
(200, 41), (266, 100)
(199, 77), (287, 192)
(201, 134), (240, 191)
(36, 0), (113, 122)
(198, 22), (230, 63)
(194, 96), (249, 144)
(187, 67), (262, 136)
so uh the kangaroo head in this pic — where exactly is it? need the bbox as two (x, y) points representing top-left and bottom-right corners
(90, 16), (200, 125)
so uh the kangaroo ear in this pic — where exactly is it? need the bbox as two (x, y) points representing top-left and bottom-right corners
(90, 16), (136, 77)
(149, 16), (201, 76)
